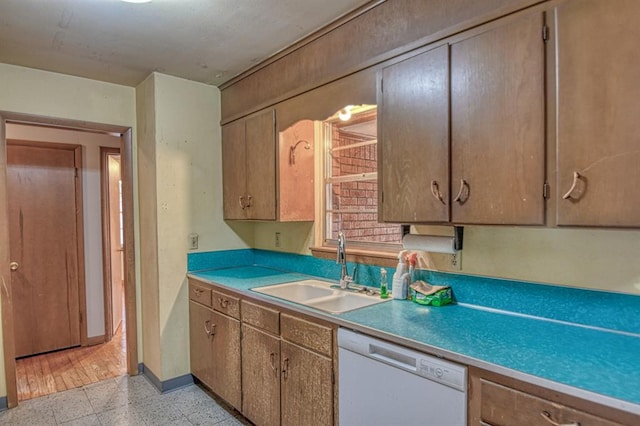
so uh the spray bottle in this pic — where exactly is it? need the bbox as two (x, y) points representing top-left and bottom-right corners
(392, 250), (409, 300)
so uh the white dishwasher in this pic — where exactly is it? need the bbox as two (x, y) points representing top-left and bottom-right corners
(338, 328), (467, 426)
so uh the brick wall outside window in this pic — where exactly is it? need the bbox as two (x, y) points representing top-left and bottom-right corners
(327, 109), (402, 244)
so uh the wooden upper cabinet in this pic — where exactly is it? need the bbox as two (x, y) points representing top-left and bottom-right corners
(555, 0), (640, 227)
(245, 109), (277, 220)
(222, 119), (247, 220)
(451, 12), (546, 225)
(379, 45), (450, 223)
(221, 108), (276, 220)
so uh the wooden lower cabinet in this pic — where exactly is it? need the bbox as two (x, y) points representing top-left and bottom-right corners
(209, 310), (241, 410)
(189, 300), (214, 385)
(280, 341), (333, 426)
(241, 324), (281, 426)
(190, 282), (336, 426)
(188, 297), (241, 411)
(469, 368), (637, 426)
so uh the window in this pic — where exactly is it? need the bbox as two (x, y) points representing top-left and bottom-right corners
(320, 105), (403, 250)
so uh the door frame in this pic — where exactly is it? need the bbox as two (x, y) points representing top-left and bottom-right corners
(100, 146), (121, 343)
(0, 112), (138, 408)
(7, 139), (88, 352)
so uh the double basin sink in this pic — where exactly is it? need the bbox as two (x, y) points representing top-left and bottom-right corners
(252, 279), (391, 314)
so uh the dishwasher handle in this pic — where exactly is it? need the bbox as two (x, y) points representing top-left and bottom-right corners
(368, 344), (418, 372)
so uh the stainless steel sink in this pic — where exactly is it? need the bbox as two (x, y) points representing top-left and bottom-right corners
(252, 279), (391, 314)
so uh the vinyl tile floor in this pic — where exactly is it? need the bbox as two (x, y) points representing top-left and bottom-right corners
(0, 375), (251, 425)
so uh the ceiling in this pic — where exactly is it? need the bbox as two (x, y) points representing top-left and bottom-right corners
(0, 0), (371, 87)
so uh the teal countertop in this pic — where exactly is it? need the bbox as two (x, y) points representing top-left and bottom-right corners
(188, 254), (640, 416)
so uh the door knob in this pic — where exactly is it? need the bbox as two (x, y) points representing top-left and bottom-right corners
(9, 262), (19, 271)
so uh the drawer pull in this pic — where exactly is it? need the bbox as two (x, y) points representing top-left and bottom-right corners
(540, 411), (580, 426)
(430, 180), (446, 204)
(282, 357), (289, 380)
(453, 179), (469, 203)
(218, 297), (229, 308)
(193, 288), (203, 295)
(270, 352), (278, 378)
(562, 171), (582, 200)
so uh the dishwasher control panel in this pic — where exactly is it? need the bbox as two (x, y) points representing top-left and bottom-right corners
(416, 355), (466, 391)
(338, 328), (467, 392)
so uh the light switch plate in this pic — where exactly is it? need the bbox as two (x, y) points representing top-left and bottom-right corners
(189, 233), (199, 250)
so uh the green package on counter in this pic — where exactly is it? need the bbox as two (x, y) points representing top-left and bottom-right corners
(409, 280), (453, 306)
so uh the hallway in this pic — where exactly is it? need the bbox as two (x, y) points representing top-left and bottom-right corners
(16, 327), (126, 401)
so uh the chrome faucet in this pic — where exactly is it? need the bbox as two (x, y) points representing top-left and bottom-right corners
(337, 231), (353, 289)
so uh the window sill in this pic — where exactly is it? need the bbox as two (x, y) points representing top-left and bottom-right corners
(309, 246), (399, 268)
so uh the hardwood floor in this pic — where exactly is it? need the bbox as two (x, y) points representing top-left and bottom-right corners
(16, 325), (126, 401)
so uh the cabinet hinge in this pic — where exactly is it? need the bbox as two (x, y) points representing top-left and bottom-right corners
(380, 78), (383, 93)
(543, 182), (550, 199)
(381, 191), (384, 204)
(79, 311), (83, 323)
(75, 167), (79, 178)
(542, 25), (549, 42)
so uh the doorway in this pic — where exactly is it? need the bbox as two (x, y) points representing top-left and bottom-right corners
(0, 114), (138, 408)
(101, 148), (125, 343)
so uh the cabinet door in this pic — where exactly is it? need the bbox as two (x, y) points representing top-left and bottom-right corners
(451, 12), (545, 225)
(222, 119), (247, 220)
(379, 45), (450, 223)
(241, 324), (280, 426)
(189, 301), (213, 386)
(245, 109), (277, 220)
(556, 0), (640, 226)
(281, 341), (333, 426)
(210, 310), (241, 410)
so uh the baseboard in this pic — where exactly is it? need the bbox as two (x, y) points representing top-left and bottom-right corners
(0, 396), (7, 411)
(139, 363), (193, 393)
(86, 335), (106, 346)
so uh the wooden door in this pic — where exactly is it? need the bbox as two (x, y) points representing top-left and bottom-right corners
(451, 12), (546, 225)
(556, 0), (640, 226)
(210, 310), (241, 410)
(241, 324), (280, 426)
(221, 120), (247, 220)
(379, 45), (450, 223)
(7, 143), (82, 357)
(281, 341), (333, 426)
(189, 301), (213, 386)
(245, 109), (276, 220)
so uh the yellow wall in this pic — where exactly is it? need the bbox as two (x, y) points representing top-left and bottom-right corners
(136, 73), (252, 381)
(0, 62), (137, 400)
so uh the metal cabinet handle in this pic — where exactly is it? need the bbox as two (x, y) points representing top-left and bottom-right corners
(239, 196), (246, 210)
(540, 411), (580, 426)
(246, 194), (253, 207)
(430, 180), (446, 204)
(193, 288), (203, 295)
(453, 179), (469, 203)
(282, 357), (289, 380)
(9, 262), (19, 271)
(203, 320), (212, 336)
(269, 352), (278, 378)
(562, 171), (582, 200)
(218, 297), (229, 308)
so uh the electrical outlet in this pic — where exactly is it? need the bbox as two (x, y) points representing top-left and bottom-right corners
(450, 252), (462, 271)
(189, 233), (199, 250)
(275, 232), (281, 248)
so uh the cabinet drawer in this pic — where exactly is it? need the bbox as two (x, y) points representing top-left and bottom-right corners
(480, 380), (622, 426)
(241, 300), (279, 334)
(189, 281), (212, 307)
(212, 290), (240, 319)
(281, 313), (332, 357)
